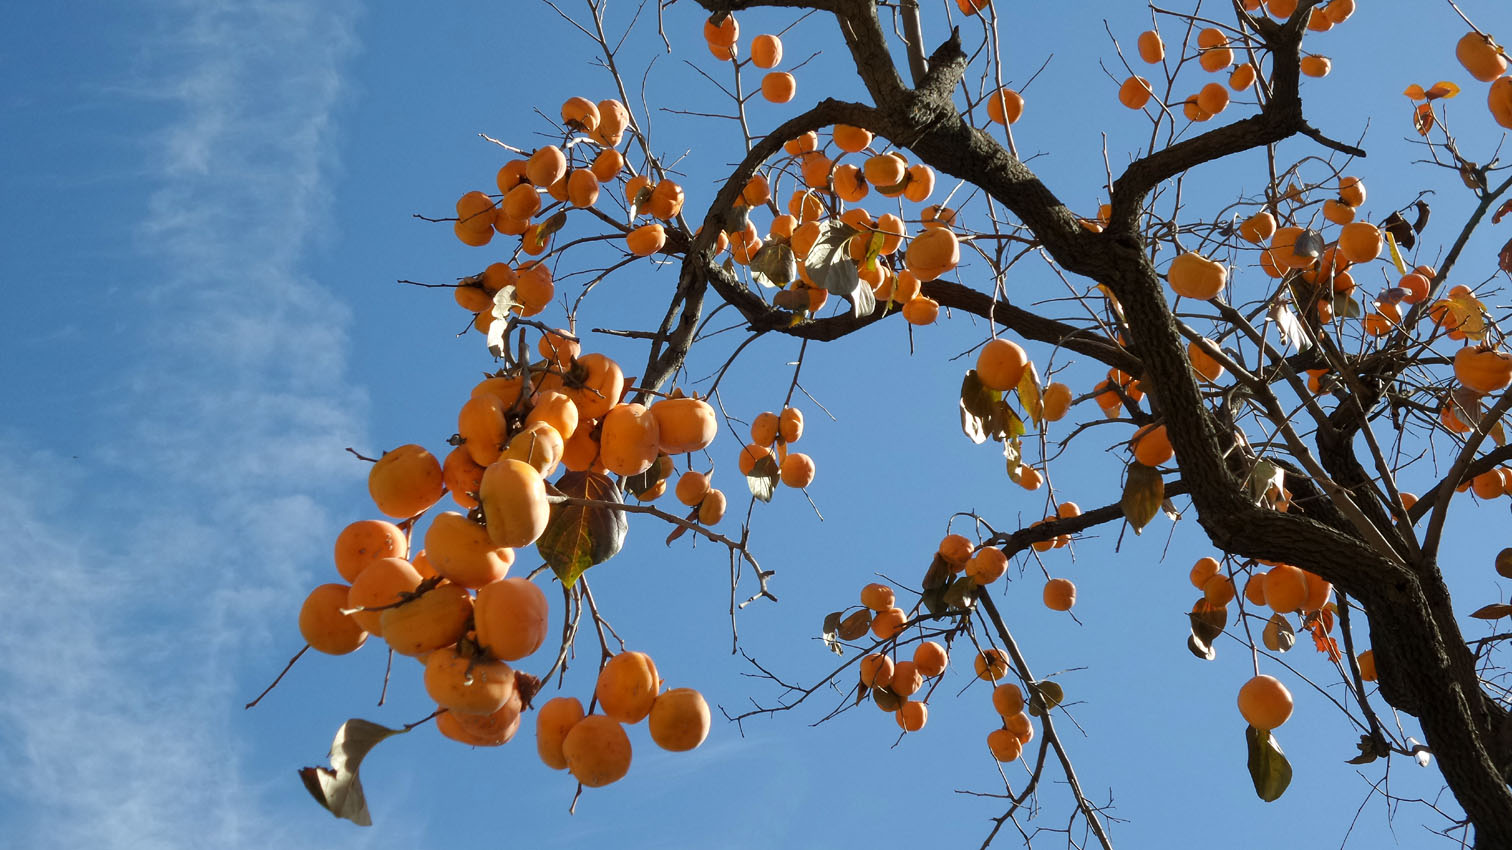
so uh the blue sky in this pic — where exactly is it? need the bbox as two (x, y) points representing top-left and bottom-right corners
(2, 1), (1510, 848)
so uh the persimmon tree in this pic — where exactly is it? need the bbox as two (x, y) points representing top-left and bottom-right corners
(259, 0), (1512, 845)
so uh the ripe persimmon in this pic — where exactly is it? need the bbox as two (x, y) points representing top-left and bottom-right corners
(974, 648), (1010, 681)
(368, 444), (445, 519)
(872, 607), (907, 640)
(985, 87), (1024, 125)
(479, 458), (550, 549)
(1043, 578), (1077, 611)
(976, 338), (1029, 391)
(627, 223), (667, 257)
(300, 583), (367, 655)
(380, 582), (473, 657)
(987, 728), (1023, 762)
(334, 519), (408, 582)
(649, 688), (711, 752)
(1131, 423), (1173, 467)
(474, 576), (549, 662)
(993, 683), (1025, 717)
(752, 33), (783, 69)
(762, 71), (796, 103)
(1457, 32), (1508, 82)
(650, 397), (716, 455)
(860, 653), (895, 688)
(1137, 30), (1164, 64)
(536, 696), (585, 770)
(346, 557), (424, 635)
(1238, 674), (1293, 729)
(780, 453), (815, 488)
(424, 646), (515, 715)
(966, 546), (1008, 584)
(914, 641), (949, 677)
(1455, 347), (1512, 394)
(1119, 75), (1154, 109)
(597, 651), (660, 724)
(600, 402), (660, 476)
(562, 714), (632, 787)
(699, 488), (727, 524)
(1167, 251), (1227, 299)
(895, 700), (928, 732)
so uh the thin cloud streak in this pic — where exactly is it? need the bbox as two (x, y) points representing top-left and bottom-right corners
(0, 1), (381, 847)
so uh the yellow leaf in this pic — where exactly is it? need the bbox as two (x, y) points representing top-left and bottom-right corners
(1446, 291), (1489, 342)
(1425, 81), (1460, 100)
(1018, 362), (1043, 429)
(1384, 230), (1407, 275)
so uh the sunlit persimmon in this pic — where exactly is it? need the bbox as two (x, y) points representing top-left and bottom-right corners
(1043, 578), (1077, 611)
(895, 700), (928, 732)
(1238, 674), (1293, 729)
(871, 607), (907, 640)
(1167, 251), (1227, 299)
(597, 651), (660, 724)
(780, 452), (816, 488)
(1455, 347), (1512, 394)
(424, 646), (515, 715)
(380, 582), (473, 657)
(752, 33), (783, 68)
(649, 688), (710, 752)
(1457, 32), (1509, 82)
(1119, 75), (1153, 109)
(966, 546), (1008, 584)
(300, 583), (367, 655)
(902, 296), (939, 325)
(368, 444), (445, 519)
(536, 696), (585, 770)
(985, 87), (1024, 124)
(562, 714), (632, 787)
(914, 641), (949, 678)
(974, 648), (1010, 681)
(976, 338), (1029, 391)
(334, 519), (408, 583)
(1131, 423), (1173, 467)
(762, 71), (796, 103)
(1137, 31), (1164, 64)
(1041, 382), (1073, 421)
(479, 459), (550, 549)
(346, 556), (423, 635)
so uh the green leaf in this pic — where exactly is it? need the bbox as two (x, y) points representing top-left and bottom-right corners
(821, 611), (845, 656)
(944, 575), (978, 611)
(1246, 726), (1293, 802)
(1028, 680), (1064, 717)
(1017, 363), (1043, 430)
(804, 219), (873, 317)
(1003, 436), (1024, 481)
(960, 371), (1001, 445)
(1247, 459), (1284, 507)
(750, 242), (797, 288)
(747, 454), (779, 502)
(1262, 613), (1296, 652)
(537, 471), (628, 588)
(299, 718), (409, 826)
(624, 456), (669, 499)
(1188, 598), (1226, 660)
(1121, 461), (1164, 534)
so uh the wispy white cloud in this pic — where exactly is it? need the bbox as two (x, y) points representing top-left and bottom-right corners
(0, 0), (384, 847)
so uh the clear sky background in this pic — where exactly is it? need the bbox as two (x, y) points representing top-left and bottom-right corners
(3, 1), (1511, 848)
